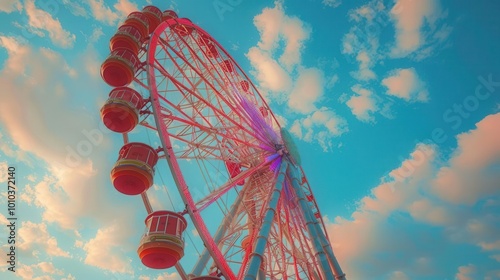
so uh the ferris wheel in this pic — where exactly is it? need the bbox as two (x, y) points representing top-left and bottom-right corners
(99, 5), (346, 280)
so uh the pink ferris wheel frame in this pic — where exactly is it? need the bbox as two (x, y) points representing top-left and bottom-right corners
(125, 13), (348, 280)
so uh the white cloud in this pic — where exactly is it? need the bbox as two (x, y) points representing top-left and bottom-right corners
(81, 45), (102, 78)
(455, 264), (477, 280)
(18, 221), (70, 257)
(288, 67), (324, 114)
(37, 262), (64, 275)
(0, 37), (128, 231)
(349, 0), (385, 22)
(322, 0), (341, 8)
(390, 0), (436, 52)
(25, 0), (76, 48)
(88, 27), (104, 44)
(247, 47), (292, 96)
(253, 1), (310, 69)
(247, 1), (312, 98)
(74, 240), (84, 248)
(63, 274), (76, 280)
(342, 0), (385, 56)
(279, 16), (310, 69)
(325, 74), (339, 89)
(342, 1), (386, 84)
(351, 50), (376, 81)
(389, 271), (410, 280)
(0, 162), (7, 182)
(157, 272), (181, 280)
(0, 132), (33, 165)
(0, 0), (21, 13)
(0, 36), (30, 72)
(62, 0), (88, 17)
(0, 213), (8, 224)
(432, 113), (500, 205)
(290, 120), (302, 139)
(290, 108), (347, 151)
(407, 198), (452, 225)
(83, 221), (134, 274)
(390, 0), (452, 59)
(87, 0), (120, 25)
(15, 262), (64, 280)
(273, 113), (288, 128)
(346, 85), (378, 122)
(382, 68), (429, 102)
(113, 0), (139, 18)
(254, 4), (282, 51)
(17, 265), (35, 280)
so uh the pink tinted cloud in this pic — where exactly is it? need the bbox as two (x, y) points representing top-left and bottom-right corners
(433, 113), (500, 205)
(382, 68), (429, 102)
(390, 0), (437, 53)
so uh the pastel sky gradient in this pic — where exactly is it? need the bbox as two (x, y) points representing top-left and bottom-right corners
(1, 0), (500, 280)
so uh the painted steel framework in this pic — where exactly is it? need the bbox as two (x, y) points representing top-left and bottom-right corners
(107, 11), (346, 280)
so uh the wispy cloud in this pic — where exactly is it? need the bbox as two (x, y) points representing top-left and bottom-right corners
(25, 0), (76, 48)
(322, 0), (342, 8)
(455, 264), (477, 280)
(290, 107), (348, 151)
(382, 68), (429, 102)
(83, 221), (134, 274)
(390, 0), (452, 59)
(346, 84), (378, 122)
(87, 0), (120, 25)
(18, 221), (70, 257)
(0, 0), (21, 13)
(113, 0), (139, 18)
(62, 0), (88, 17)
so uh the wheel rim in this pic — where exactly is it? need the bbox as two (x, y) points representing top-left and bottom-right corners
(139, 18), (333, 279)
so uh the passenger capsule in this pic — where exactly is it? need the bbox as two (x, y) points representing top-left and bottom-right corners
(109, 24), (143, 55)
(162, 10), (178, 21)
(124, 12), (150, 38)
(142, 5), (162, 33)
(101, 48), (140, 87)
(110, 143), (158, 195)
(100, 87), (143, 133)
(138, 211), (187, 269)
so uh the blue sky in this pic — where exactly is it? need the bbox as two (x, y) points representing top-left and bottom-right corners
(1, 0), (500, 279)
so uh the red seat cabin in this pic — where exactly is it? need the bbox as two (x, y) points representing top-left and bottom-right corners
(205, 43), (219, 59)
(109, 24), (143, 55)
(100, 87), (143, 133)
(124, 12), (150, 38)
(111, 142), (158, 195)
(240, 80), (250, 92)
(101, 48), (141, 87)
(225, 161), (244, 186)
(137, 210), (187, 269)
(162, 10), (178, 21)
(220, 60), (234, 73)
(142, 5), (162, 33)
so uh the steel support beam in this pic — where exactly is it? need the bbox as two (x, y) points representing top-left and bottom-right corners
(244, 159), (289, 280)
